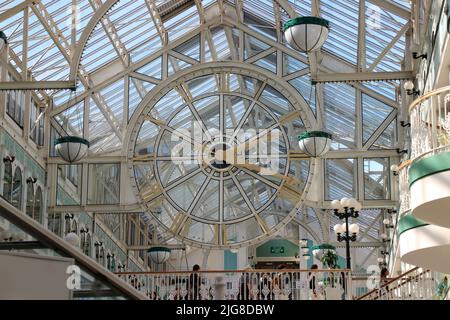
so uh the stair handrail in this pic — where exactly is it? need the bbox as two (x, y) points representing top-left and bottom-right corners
(357, 267), (420, 300)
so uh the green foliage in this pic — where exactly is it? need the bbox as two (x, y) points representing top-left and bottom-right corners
(321, 250), (339, 269)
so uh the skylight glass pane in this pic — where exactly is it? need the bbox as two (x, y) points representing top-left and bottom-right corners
(325, 158), (358, 200)
(364, 158), (390, 200)
(362, 94), (394, 145)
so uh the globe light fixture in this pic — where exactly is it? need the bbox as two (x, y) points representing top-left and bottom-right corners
(54, 136), (90, 163)
(284, 17), (330, 53)
(404, 80), (420, 96)
(148, 247), (171, 264)
(298, 131), (332, 157)
(331, 197), (362, 269)
(64, 232), (81, 247)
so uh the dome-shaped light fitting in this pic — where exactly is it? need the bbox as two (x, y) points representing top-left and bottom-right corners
(64, 232), (81, 247)
(333, 224), (345, 235)
(55, 136), (90, 163)
(298, 131), (332, 157)
(284, 17), (330, 53)
(148, 247), (171, 264)
(349, 224), (360, 235)
(404, 80), (415, 91)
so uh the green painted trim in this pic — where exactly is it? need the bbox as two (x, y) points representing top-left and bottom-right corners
(54, 136), (90, 147)
(409, 152), (450, 187)
(311, 243), (336, 251)
(283, 16), (330, 31)
(148, 247), (171, 253)
(298, 131), (333, 141)
(398, 215), (429, 237)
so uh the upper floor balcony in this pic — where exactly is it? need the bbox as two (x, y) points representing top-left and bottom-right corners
(408, 85), (450, 229)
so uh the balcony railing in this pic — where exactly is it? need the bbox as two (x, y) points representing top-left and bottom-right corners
(358, 267), (438, 300)
(116, 269), (353, 300)
(409, 85), (450, 160)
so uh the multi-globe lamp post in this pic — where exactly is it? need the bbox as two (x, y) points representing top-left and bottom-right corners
(331, 198), (362, 270)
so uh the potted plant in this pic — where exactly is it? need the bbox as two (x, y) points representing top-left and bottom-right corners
(320, 250), (342, 300)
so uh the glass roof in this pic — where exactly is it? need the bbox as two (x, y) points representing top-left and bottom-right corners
(0, 0), (409, 264)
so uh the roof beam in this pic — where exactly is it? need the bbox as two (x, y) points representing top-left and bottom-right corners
(0, 0), (39, 22)
(311, 71), (414, 83)
(369, 0), (411, 20)
(0, 81), (76, 91)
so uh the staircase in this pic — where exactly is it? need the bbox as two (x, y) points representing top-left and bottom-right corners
(0, 198), (146, 300)
(357, 267), (440, 300)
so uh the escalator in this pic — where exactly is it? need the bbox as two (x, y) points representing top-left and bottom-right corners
(0, 197), (146, 300)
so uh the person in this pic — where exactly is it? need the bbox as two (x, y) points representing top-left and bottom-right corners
(189, 264), (201, 300)
(308, 264), (320, 299)
(238, 266), (253, 300)
(380, 267), (390, 286)
(379, 267), (390, 299)
(435, 276), (448, 300)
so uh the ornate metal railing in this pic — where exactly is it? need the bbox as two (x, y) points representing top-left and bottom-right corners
(358, 267), (438, 300)
(409, 85), (450, 159)
(115, 269), (353, 300)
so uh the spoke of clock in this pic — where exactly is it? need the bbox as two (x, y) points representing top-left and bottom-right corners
(164, 126), (204, 149)
(178, 217), (192, 238)
(177, 84), (212, 142)
(144, 114), (203, 149)
(169, 212), (189, 235)
(254, 213), (270, 234)
(187, 171), (214, 214)
(278, 110), (302, 126)
(217, 124), (281, 163)
(165, 167), (203, 192)
(230, 174), (257, 214)
(235, 162), (301, 187)
(278, 183), (304, 206)
(230, 100), (257, 141)
(219, 173), (224, 224)
(238, 167), (280, 190)
(140, 183), (163, 203)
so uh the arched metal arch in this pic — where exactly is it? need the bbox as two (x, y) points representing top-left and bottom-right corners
(125, 62), (319, 249)
(68, 0), (298, 82)
(69, 0), (120, 81)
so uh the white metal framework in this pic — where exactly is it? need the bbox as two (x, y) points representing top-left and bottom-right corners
(0, 0), (413, 271)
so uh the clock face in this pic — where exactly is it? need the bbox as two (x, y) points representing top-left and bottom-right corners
(128, 65), (315, 249)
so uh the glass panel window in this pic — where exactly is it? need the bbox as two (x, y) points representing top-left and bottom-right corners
(11, 167), (23, 210)
(30, 101), (45, 146)
(34, 187), (43, 223)
(2, 162), (12, 202)
(26, 184), (34, 218)
(6, 73), (25, 128)
(325, 159), (358, 200)
(364, 158), (391, 200)
(57, 165), (82, 205)
(88, 164), (121, 205)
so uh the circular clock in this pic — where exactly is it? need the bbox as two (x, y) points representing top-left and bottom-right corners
(127, 63), (316, 249)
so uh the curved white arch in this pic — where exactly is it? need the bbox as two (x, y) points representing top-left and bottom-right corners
(69, 0), (297, 82)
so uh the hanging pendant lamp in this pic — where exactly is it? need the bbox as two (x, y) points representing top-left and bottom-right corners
(55, 136), (90, 163)
(284, 16), (330, 53)
(148, 247), (172, 264)
(298, 131), (332, 157)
